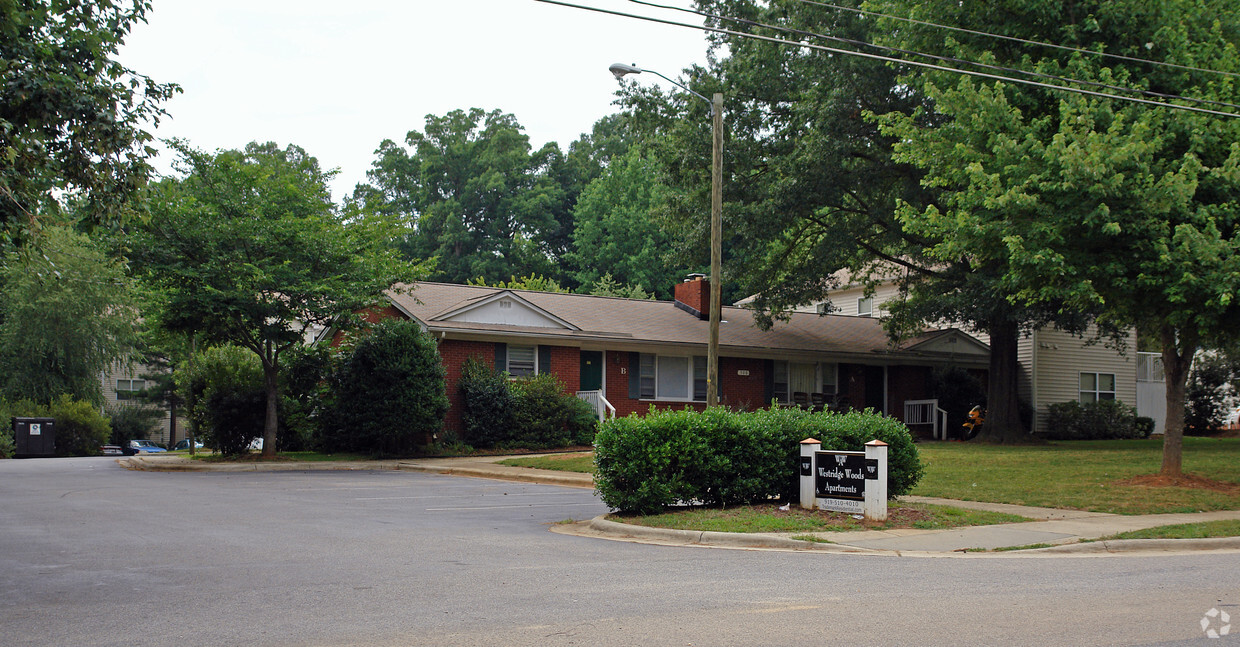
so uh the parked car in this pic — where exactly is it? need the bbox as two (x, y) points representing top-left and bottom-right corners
(172, 439), (204, 451)
(99, 445), (124, 456)
(125, 439), (167, 456)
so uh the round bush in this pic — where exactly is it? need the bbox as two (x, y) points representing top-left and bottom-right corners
(319, 319), (449, 456)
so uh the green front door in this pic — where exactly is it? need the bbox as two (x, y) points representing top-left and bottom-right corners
(580, 351), (603, 391)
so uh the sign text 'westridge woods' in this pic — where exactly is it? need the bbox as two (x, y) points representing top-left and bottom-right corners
(799, 438), (888, 521)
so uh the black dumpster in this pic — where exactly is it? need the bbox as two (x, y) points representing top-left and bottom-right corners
(13, 417), (55, 458)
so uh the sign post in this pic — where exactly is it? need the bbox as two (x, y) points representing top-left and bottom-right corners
(799, 438), (820, 510)
(864, 440), (888, 522)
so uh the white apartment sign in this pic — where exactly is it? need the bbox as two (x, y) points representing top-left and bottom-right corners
(799, 438), (888, 521)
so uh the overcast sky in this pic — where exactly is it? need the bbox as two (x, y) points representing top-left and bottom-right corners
(118, 0), (709, 200)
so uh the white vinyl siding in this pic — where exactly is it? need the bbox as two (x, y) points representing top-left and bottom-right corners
(1029, 326), (1137, 431)
(797, 282), (902, 317)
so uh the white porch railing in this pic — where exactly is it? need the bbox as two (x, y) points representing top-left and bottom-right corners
(904, 399), (949, 440)
(576, 390), (616, 423)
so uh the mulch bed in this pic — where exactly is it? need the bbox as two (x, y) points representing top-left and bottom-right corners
(1115, 473), (1240, 494)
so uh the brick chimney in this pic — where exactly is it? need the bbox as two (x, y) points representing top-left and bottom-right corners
(674, 273), (710, 320)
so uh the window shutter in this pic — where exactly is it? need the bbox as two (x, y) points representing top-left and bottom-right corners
(628, 352), (640, 399)
(495, 343), (507, 372)
(764, 359), (774, 404)
(716, 362), (723, 400)
(537, 345), (552, 375)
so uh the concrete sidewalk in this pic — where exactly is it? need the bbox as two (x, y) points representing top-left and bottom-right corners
(122, 453), (1240, 556)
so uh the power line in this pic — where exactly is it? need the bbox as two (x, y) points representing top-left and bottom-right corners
(795, 0), (1240, 80)
(533, 0), (1240, 119)
(627, 0), (1240, 113)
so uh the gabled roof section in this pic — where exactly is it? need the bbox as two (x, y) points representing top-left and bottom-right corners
(903, 329), (990, 357)
(429, 290), (580, 331)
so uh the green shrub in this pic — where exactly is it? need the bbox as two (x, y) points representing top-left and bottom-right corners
(1186, 355), (1233, 435)
(1135, 416), (1156, 438)
(281, 344), (332, 452)
(46, 395), (111, 456)
(459, 356), (516, 448)
(1045, 400), (1143, 440)
(510, 374), (598, 449)
(459, 357), (598, 450)
(180, 345), (266, 456)
(318, 319), (449, 456)
(105, 404), (163, 445)
(593, 405), (922, 514)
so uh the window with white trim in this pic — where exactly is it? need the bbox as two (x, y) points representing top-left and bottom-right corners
(637, 353), (708, 401)
(507, 345), (536, 378)
(857, 297), (873, 317)
(1079, 372), (1116, 403)
(773, 361), (837, 403)
(116, 379), (146, 401)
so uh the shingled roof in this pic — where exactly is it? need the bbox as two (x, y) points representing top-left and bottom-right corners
(385, 282), (988, 365)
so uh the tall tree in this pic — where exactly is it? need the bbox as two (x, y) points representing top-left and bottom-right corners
(871, 0), (1240, 469)
(0, 0), (178, 245)
(568, 148), (680, 299)
(627, 0), (1072, 441)
(0, 225), (139, 404)
(357, 108), (563, 285)
(127, 141), (423, 457)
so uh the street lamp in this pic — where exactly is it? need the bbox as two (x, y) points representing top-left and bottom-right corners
(610, 63), (724, 407)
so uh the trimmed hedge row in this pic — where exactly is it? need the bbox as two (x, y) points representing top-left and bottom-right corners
(593, 406), (923, 514)
(1044, 400), (1151, 440)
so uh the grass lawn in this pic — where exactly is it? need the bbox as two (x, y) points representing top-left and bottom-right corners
(497, 438), (1240, 516)
(497, 452), (594, 472)
(912, 437), (1240, 514)
(613, 502), (1027, 534)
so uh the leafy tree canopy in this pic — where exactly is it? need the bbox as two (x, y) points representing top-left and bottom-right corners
(0, 224), (139, 405)
(0, 0), (179, 246)
(865, 0), (1240, 463)
(467, 273), (569, 293)
(127, 140), (426, 456)
(568, 147), (680, 300)
(355, 108), (565, 285)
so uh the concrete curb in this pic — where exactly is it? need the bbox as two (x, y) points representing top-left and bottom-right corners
(586, 516), (886, 554)
(1021, 537), (1240, 554)
(118, 456), (405, 472)
(395, 462), (594, 489)
(583, 515), (1240, 557)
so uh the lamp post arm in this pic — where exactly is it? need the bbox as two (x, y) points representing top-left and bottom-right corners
(642, 68), (714, 112)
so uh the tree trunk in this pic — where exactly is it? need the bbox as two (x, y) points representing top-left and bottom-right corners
(262, 355), (279, 459)
(977, 318), (1030, 443)
(1159, 324), (1195, 478)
